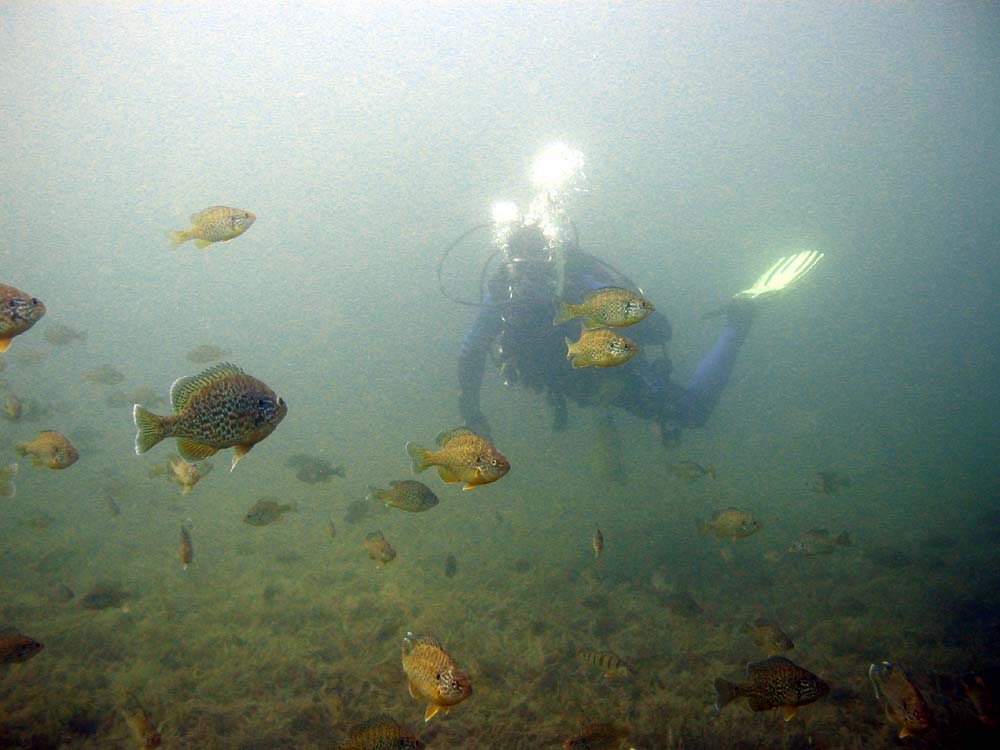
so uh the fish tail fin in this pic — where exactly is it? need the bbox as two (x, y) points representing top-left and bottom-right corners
(13, 442), (28, 458)
(564, 337), (576, 361)
(168, 230), (189, 248)
(714, 677), (739, 711)
(365, 485), (382, 503)
(405, 442), (431, 474)
(133, 405), (166, 454)
(696, 518), (709, 536)
(552, 300), (575, 326)
(708, 465), (718, 479)
(836, 530), (852, 546)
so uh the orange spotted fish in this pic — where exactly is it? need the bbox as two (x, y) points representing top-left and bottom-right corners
(169, 206), (255, 249)
(715, 655), (828, 721)
(15, 431), (78, 470)
(962, 672), (998, 728)
(564, 328), (638, 368)
(401, 632), (472, 722)
(406, 428), (509, 490)
(869, 661), (934, 738)
(553, 287), (654, 329)
(133, 363), (286, 471)
(0, 284), (45, 352)
(339, 714), (424, 750)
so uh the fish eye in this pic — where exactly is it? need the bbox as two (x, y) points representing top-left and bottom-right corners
(277, 397), (285, 406)
(31, 298), (38, 305)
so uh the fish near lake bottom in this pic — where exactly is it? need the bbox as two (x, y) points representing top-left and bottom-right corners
(715, 655), (829, 721)
(0, 627), (43, 666)
(869, 661), (934, 738)
(406, 427), (509, 490)
(339, 714), (424, 750)
(133, 363), (286, 471)
(698, 508), (760, 540)
(15, 431), (78, 469)
(243, 498), (297, 526)
(401, 632), (472, 722)
(367, 480), (439, 512)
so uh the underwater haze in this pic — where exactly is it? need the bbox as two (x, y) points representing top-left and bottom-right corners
(1, 2), (999, 749)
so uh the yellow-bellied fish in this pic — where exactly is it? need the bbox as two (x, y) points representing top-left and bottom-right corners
(121, 694), (162, 749)
(367, 480), (439, 512)
(406, 427), (509, 490)
(565, 328), (638, 368)
(133, 363), (287, 471)
(553, 287), (654, 329)
(715, 655), (829, 721)
(15, 431), (78, 470)
(364, 531), (396, 566)
(698, 508), (760, 540)
(869, 661), (934, 738)
(401, 632), (472, 721)
(0, 285), (45, 352)
(169, 206), (255, 249)
(167, 456), (208, 495)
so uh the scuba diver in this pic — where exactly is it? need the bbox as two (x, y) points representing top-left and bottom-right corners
(448, 144), (823, 457)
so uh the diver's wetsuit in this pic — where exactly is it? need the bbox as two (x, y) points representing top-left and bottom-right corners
(458, 247), (752, 442)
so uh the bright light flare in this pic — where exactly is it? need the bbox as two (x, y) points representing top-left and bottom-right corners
(530, 142), (585, 190)
(491, 200), (520, 226)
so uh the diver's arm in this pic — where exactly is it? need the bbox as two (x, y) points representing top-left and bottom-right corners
(458, 304), (502, 436)
(675, 302), (754, 428)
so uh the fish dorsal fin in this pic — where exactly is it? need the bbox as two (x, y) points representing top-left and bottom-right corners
(190, 206), (223, 223)
(170, 363), (243, 413)
(435, 427), (475, 446)
(748, 655), (790, 674)
(581, 287), (613, 301)
(413, 634), (443, 650)
(177, 439), (218, 463)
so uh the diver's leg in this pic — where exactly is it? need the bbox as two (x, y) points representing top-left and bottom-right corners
(547, 389), (568, 431)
